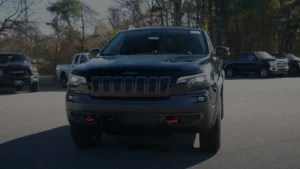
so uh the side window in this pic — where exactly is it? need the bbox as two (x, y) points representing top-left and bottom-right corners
(240, 53), (248, 61)
(79, 55), (88, 64)
(72, 55), (80, 64)
(247, 53), (257, 61)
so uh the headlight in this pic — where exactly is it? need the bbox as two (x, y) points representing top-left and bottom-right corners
(68, 74), (87, 86)
(176, 73), (211, 86)
(268, 61), (276, 66)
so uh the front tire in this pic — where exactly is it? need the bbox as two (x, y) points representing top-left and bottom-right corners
(60, 73), (68, 88)
(70, 124), (102, 148)
(200, 99), (221, 153)
(30, 82), (39, 92)
(259, 67), (269, 78)
(225, 67), (235, 78)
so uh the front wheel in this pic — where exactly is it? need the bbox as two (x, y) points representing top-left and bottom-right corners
(259, 68), (269, 78)
(70, 124), (102, 148)
(60, 74), (68, 88)
(200, 98), (222, 153)
(225, 67), (235, 78)
(30, 82), (39, 92)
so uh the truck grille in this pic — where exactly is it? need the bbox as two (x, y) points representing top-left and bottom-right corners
(8, 69), (31, 77)
(276, 62), (287, 67)
(90, 76), (171, 97)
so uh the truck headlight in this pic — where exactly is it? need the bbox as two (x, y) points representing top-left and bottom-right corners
(268, 61), (276, 66)
(68, 74), (87, 86)
(176, 73), (211, 86)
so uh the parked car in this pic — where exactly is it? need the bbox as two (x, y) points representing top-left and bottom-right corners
(271, 53), (300, 77)
(65, 25), (228, 153)
(223, 51), (289, 78)
(56, 53), (90, 88)
(0, 52), (39, 93)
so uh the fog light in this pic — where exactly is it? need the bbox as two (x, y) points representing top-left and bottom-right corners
(68, 95), (73, 100)
(198, 97), (205, 102)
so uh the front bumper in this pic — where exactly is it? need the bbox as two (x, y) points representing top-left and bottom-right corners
(66, 90), (217, 135)
(0, 76), (39, 91)
(269, 66), (289, 74)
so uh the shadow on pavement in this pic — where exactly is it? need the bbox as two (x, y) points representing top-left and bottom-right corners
(39, 86), (66, 92)
(0, 126), (214, 169)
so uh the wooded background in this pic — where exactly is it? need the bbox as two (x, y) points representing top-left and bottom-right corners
(0, 0), (299, 74)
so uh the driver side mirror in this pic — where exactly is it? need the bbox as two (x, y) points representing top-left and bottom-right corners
(31, 59), (37, 64)
(215, 46), (230, 58)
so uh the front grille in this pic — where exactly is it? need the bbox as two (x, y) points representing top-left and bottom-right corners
(90, 76), (171, 97)
(276, 62), (287, 67)
(5, 69), (31, 77)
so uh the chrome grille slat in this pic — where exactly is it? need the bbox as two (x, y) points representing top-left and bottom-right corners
(101, 76), (111, 94)
(147, 76), (158, 94)
(91, 76), (171, 97)
(159, 76), (171, 94)
(124, 77), (134, 94)
(135, 77), (146, 94)
(112, 76), (122, 93)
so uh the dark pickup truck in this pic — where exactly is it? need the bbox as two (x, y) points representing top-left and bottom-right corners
(223, 51), (289, 78)
(0, 53), (39, 93)
(271, 53), (300, 77)
(65, 25), (229, 153)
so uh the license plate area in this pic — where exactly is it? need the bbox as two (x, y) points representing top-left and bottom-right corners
(14, 80), (23, 85)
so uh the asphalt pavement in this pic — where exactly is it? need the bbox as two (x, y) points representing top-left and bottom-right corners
(0, 78), (300, 169)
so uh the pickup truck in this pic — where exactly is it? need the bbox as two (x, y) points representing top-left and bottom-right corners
(271, 53), (300, 77)
(223, 51), (289, 78)
(56, 53), (90, 88)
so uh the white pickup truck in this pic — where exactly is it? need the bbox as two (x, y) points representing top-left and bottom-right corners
(56, 53), (90, 88)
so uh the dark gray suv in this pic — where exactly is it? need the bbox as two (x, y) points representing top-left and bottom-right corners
(65, 25), (229, 153)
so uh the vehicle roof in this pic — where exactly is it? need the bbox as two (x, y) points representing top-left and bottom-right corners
(121, 26), (204, 32)
(0, 52), (24, 55)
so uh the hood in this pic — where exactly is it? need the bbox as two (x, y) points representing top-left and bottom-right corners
(73, 54), (209, 77)
(0, 62), (31, 69)
(275, 58), (288, 62)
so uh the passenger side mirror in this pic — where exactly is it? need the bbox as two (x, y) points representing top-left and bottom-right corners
(215, 46), (230, 58)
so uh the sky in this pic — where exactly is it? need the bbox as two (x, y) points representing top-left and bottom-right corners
(17, 0), (114, 35)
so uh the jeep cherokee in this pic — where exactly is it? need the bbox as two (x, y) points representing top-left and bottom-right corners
(66, 26), (229, 153)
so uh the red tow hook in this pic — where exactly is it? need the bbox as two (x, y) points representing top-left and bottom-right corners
(167, 116), (179, 124)
(85, 115), (96, 122)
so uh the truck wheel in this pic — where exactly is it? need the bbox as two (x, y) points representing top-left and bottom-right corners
(259, 68), (269, 78)
(288, 66), (298, 77)
(225, 67), (234, 78)
(60, 73), (68, 88)
(70, 124), (102, 148)
(200, 100), (221, 153)
(30, 82), (39, 92)
(16, 87), (22, 91)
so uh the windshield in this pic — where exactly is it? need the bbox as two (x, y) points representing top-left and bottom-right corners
(285, 53), (299, 60)
(0, 54), (29, 64)
(101, 29), (209, 56)
(256, 52), (275, 59)
(272, 54), (286, 59)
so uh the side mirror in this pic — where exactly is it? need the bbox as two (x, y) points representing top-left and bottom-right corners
(215, 46), (230, 57)
(31, 59), (37, 64)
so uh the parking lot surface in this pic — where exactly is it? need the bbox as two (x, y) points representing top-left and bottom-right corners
(0, 78), (300, 169)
